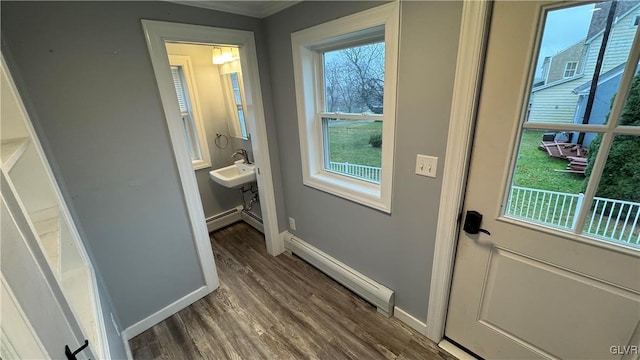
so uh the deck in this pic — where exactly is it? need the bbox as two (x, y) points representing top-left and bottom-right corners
(539, 141), (588, 175)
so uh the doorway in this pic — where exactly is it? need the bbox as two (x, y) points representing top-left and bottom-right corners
(141, 21), (284, 293)
(444, 1), (640, 358)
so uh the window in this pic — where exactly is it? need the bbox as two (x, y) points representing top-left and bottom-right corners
(563, 61), (578, 78)
(169, 55), (211, 170)
(291, 3), (399, 213)
(633, 15), (639, 27)
(505, 2), (640, 250)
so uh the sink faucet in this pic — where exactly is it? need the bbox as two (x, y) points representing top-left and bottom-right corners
(232, 149), (251, 164)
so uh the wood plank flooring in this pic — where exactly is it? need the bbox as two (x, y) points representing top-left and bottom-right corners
(130, 222), (455, 360)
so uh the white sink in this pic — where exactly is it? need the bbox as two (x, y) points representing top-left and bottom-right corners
(209, 160), (256, 188)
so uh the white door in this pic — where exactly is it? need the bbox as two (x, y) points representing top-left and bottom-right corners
(446, 1), (640, 358)
(1, 187), (92, 360)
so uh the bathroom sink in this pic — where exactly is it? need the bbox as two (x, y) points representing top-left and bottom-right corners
(209, 160), (256, 188)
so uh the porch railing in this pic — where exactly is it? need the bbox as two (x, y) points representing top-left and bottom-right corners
(507, 186), (639, 246)
(328, 162), (381, 183)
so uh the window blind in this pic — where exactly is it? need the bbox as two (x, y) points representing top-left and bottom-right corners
(171, 66), (188, 112)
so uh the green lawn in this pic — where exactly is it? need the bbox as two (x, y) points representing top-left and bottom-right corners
(512, 130), (584, 194)
(328, 120), (382, 167)
(326, 125), (584, 193)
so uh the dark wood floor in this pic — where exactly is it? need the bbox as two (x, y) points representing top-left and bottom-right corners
(130, 222), (455, 360)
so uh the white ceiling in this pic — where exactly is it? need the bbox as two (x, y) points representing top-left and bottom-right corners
(168, 1), (300, 18)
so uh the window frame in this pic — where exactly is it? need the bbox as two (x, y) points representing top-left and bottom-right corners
(168, 55), (211, 170)
(291, 3), (399, 213)
(563, 61), (578, 78)
(500, 2), (640, 252)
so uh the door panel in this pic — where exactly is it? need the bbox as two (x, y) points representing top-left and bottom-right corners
(479, 247), (638, 359)
(446, 1), (640, 358)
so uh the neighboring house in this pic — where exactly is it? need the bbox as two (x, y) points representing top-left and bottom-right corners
(542, 41), (587, 84)
(572, 61), (640, 146)
(528, 1), (640, 127)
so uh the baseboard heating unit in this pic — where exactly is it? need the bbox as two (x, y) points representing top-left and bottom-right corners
(206, 206), (243, 232)
(282, 231), (394, 317)
(241, 210), (264, 233)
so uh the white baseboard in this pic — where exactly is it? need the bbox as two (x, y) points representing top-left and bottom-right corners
(439, 339), (478, 360)
(241, 210), (264, 233)
(393, 306), (427, 335)
(206, 206), (243, 232)
(121, 285), (210, 341)
(123, 334), (134, 360)
(282, 231), (394, 317)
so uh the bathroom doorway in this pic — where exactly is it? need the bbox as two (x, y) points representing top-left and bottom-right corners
(163, 42), (263, 230)
(141, 21), (284, 293)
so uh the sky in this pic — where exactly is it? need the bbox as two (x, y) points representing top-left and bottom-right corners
(535, 3), (596, 78)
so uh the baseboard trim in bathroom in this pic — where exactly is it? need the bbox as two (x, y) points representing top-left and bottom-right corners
(206, 206), (243, 233)
(282, 231), (394, 317)
(241, 210), (264, 233)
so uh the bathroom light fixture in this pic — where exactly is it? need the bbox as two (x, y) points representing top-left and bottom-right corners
(212, 47), (240, 65)
(212, 47), (225, 65)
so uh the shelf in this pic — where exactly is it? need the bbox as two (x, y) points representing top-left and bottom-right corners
(1, 137), (29, 171)
(63, 267), (99, 354)
(32, 209), (60, 278)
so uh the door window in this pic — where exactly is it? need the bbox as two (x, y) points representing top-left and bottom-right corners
(505, 1), (640, 250)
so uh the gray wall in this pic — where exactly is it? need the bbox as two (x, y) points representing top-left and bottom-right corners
(0, 0), (284, 332)
(264, 1), (462, 319)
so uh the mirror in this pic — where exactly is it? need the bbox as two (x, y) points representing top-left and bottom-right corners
(217, 47), (249, 140)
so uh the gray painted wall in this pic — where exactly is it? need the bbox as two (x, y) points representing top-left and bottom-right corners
(0, 0), (284, 331)
(264, 1), (462, 319)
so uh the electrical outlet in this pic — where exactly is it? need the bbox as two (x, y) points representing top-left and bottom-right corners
(288, 217), (297, 231)
(415, 154), (438, 178)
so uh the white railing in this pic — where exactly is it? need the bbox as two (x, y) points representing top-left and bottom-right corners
(507, 186), (639, 246)
(328, 162), (381, 183)
(585, 197), (640, 244)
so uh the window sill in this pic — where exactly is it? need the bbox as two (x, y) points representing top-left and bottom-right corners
(192, 160), (211, 170)
(304, 170), (390, 213)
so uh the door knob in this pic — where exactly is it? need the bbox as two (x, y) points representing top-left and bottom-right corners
(463, 210), (491, 235)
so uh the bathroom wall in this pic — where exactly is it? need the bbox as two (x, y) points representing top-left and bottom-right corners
(165, 43), (243, 219)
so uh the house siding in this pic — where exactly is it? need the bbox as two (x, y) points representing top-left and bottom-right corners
(583, 6), (640, 80)
(529, 79), (583, 124)
(546, 42), (586, 83)
(529, 4), (640, 125)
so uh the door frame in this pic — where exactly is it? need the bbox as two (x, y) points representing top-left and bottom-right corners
(141, 20), (285, 293)
(425, 0), (491, 343)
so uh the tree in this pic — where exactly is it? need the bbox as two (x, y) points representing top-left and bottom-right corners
(583, 73), (640, 204)
(324, 42), (385, 114)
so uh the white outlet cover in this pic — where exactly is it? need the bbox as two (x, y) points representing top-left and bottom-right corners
(416, 154), (438, 178)
(288, 217), (296, 230)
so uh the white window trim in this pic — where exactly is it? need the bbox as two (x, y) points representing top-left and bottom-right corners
(291, 3), (399, 213)
(563, 61), (578, 78)
(168, 55), (212, 170)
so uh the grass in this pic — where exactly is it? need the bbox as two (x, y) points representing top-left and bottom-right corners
(328, 120), (382, 167)
(512, 130), (584, 194)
